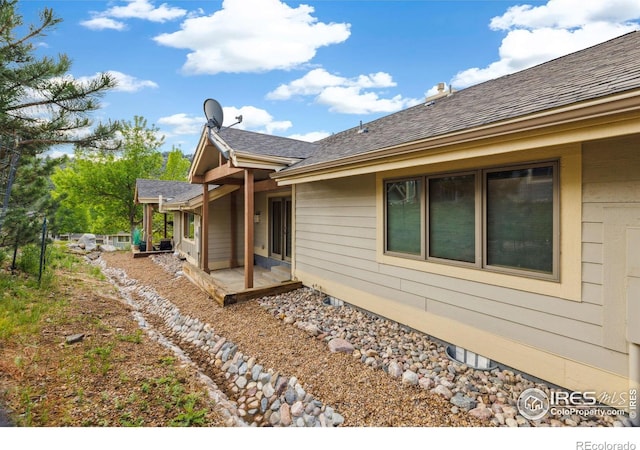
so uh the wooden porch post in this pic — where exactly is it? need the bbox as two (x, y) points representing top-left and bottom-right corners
(230, 191), (238, 267)
(145, 204), (153, 251)
(163, 213), (167, 238)
(244, 169), (254, 289)
(201, 183), (210, 273)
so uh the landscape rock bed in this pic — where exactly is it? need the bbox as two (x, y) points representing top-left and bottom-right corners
(97, 257), (344, 427)
(255, 285), (633, 428)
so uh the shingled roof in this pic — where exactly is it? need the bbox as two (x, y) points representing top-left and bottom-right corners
(217, 127), (318, 159)
(282, 30), (640, 172)
(135, 179), (200, 203)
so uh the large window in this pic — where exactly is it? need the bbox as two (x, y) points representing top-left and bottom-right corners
(385, 179), (422, 255)
(428, 174), (476, 263)
(384, 161), (558, 279)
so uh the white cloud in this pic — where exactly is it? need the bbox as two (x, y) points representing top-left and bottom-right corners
(490, 0), (640, 30)
(108, 71), (159, 92)
(106, 0), (187, 22)
(81, 0), (186, 30)
(267, 68), (346, 100)
(267, 68), (420, 115)
(80, 17), (126, 31)
(287, 131), (330, 142)
(157, 113), (203, 135)
(74, 71), (158, 93)
(223, 105), (292, 134)
(451, 0), (640, 89)
(153, 0), (351, 74)
(45, 149), (74, 159)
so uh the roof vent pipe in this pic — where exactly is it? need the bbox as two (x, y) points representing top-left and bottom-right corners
(357, 120), (368, 134)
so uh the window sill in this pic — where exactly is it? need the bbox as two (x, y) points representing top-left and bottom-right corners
(378, 252), (580, 301)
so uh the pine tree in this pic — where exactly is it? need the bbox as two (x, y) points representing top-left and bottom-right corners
(0, 154), (58, 268)
(0, 0), (119, 234)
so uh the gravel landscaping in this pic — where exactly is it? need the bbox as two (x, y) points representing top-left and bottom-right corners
(99, 252), (634, 427)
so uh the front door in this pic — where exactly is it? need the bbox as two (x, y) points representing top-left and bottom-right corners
(270, 197), (292, 261)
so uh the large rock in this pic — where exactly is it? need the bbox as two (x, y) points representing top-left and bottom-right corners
(279, 403), (292, 426)
(78, 234), (97, 251)
(418, 377), (434, 390)
(401, 370), (419, 386)
(450, 392), (477, 411)
(432, 384), (453, 400)
(327, 338), (354, 353)
(387, 361), (403, 378)
(469, 406), (494, 421)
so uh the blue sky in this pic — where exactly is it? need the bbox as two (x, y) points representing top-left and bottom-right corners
(18, 0), (640, 157)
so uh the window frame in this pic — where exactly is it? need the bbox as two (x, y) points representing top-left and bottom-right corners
(482, 161), (559, 280)
(426, 170), (481, 268)
(383, 160), (560, 281)
(383, 177), (425, 260)
(183, 212), (195, 241)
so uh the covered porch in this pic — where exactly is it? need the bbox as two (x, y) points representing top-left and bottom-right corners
(188, 126), (315, 292)
(182, 262), (302, 307)
(134, 179), (202, 258)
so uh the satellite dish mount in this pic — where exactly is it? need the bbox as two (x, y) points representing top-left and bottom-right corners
(204, 98), (224, 132)
(203, 98), (244, 161)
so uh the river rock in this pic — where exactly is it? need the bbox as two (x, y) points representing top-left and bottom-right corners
(328, 338), (354, 353)
(401, 370), (418, 386)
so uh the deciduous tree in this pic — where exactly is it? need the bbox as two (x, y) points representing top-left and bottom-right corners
(52, 116), (164, 234)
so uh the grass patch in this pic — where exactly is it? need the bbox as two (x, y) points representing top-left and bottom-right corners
(117, 329), (143, 344)
(85, 344), (114, 376)
(0, 245), (222, 427)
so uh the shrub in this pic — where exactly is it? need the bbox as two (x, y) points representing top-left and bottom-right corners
(17, 244), (41, 276)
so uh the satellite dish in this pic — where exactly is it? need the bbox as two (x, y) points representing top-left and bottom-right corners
(203, 98), (224, 131)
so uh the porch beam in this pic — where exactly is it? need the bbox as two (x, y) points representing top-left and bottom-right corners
(254, 178), (279, 193)
(201, 183), (210, 273)
(192, 162), (244, 184)
(244, 169), (254, 289)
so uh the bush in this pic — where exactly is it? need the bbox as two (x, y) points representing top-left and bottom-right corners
(0, 247), (7, 268)
(17, 244), (41, 276)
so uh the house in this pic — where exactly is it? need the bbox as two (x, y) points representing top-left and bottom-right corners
(104, 232), (132, 249)
(141, 31), (640, 411)
(133, 178), (203, 253)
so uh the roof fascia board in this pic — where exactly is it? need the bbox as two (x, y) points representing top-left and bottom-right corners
(232, 150), (301, 167)
(188, 126), (210, 182)
(275, 90), (640, 184)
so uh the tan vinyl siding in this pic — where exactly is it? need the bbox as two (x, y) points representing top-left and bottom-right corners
(208, 193), (244, 268)
(174, 212), (198, 264)
(254, 191), (269, 257)
(295, 143), (638, 380)
(583, 134), (640, 354)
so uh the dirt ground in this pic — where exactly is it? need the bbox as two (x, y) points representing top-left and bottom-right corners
(0, 250), (486, 427)
(0, 255), (227, 427)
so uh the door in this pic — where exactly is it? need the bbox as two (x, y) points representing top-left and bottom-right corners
(270, 197), (292, 261)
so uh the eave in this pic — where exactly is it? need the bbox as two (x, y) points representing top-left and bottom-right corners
(274, 90), (640, 185)
(188, 128), (299, 184)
